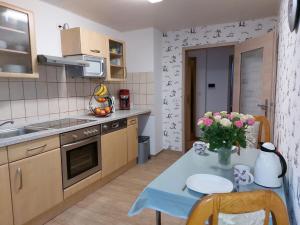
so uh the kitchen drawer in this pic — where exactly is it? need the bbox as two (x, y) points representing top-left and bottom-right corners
(0, 147), (8, 165)
(8, 135), (60, 162)
(127, 117), (138, 126)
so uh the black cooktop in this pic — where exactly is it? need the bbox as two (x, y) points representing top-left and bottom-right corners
(28, 118), (96, 129)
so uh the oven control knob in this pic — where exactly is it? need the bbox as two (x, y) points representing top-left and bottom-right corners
(93, 129), (98, 133)
(84, 131), (90, 136)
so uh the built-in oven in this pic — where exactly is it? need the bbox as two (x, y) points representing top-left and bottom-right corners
(60, 125), (101, 189)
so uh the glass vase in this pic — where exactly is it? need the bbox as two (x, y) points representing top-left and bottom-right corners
(218, 147), (232, 166)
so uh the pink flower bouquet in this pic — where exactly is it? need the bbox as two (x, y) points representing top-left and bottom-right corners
(198, 111), (255, 150)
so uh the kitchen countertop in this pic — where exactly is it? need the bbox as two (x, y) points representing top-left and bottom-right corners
(0, 108), (151, 148)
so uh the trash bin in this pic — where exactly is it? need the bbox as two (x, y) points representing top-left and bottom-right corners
(138, 136), (150, 164)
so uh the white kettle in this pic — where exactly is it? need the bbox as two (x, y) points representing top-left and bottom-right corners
(254, 142), (287, 188)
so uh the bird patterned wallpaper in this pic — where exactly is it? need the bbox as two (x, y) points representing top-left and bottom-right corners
(275, 0), (300, 224)
(161, 17), (277, 150)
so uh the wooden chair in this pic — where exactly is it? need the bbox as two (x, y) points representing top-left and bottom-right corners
(254, 115), (271, 148)
(186, 190), (289, 225)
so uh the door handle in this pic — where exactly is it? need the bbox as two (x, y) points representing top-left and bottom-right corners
(90, 49), (101, 53)
(257, 99), (268, 116)
(16, 168), (23, 191)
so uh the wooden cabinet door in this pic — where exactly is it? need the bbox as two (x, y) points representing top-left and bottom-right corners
(0, 164), (13, 225)
(78, 28), (108, 58)
(101, 129), (127, 177)
(9, 149), (63, 225)
(127, 123), (138, 162)
(61, 27), (108, 58)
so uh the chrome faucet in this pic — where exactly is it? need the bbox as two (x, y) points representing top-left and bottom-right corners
(0, 120), (14, 127)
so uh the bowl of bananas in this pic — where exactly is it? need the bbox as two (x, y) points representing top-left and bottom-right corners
(89, 84), (114, 117)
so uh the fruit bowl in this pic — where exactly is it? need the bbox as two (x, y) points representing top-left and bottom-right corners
(89, 84), (114, 117)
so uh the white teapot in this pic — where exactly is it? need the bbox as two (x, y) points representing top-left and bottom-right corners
(254, 142), (287, 188)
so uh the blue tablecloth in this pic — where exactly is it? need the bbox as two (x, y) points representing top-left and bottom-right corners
(128, 148), (286, 220)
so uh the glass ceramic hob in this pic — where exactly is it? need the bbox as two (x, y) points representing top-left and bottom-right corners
(28, 118), (96, 129)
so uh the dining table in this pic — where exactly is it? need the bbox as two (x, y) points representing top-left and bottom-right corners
(128, 147), (286, 225)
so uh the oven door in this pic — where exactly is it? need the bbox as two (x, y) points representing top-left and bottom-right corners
(61, 135), (101, 189)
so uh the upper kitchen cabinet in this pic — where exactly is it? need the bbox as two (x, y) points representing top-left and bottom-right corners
(107, 38), (126, 81)
(0, 2), (38, 79)
(61, 27), (108, 58)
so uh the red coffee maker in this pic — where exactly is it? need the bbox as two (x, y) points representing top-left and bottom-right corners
(119, 89), (130, 110)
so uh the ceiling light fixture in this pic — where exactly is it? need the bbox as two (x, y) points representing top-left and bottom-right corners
(148, 0), (163, 3)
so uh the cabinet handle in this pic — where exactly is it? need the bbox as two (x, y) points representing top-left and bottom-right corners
(16, 168), (23, 191)
(112, 122), (119, 129)
(26, 144), (47, 156)
(90, 49), (101, 53)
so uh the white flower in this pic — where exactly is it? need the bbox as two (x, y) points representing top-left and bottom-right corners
(214, 115), (222, 122)
(204, 112), (213, 117)
(241, 115), (248, 122)
(246, 114), (254, 120)
(220, 118), (232, 127)
(220, 111), (227, 116)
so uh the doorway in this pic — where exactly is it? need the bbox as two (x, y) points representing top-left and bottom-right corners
(183, 32), (277, 152)
(184, 46), (235, 150)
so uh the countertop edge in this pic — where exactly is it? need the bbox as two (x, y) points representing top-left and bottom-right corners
(0, 109), (151, 148)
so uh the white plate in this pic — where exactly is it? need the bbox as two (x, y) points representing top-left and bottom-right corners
(3, 64), (27, 73)
(186, 174), (233, 194)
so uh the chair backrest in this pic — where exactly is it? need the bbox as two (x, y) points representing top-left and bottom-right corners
(186, 190), (289, 225)
(254, 115), (271, 148)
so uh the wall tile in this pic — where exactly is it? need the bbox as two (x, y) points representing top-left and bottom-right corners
(56, 67), (67, 82)
(83, 82), (91, 96)
(36, 82), (48, 99)
(58, 82), (68, 98)
(11, 100), (25, 119)
(25, 99), (38, 117)
(47, 82), (59, 98)
(0, 101), (11, 120)
(9, 81), (24, 100)
(140, 84), (147, 94)
(37, 65), (47, 82)
(37, 99), (49, 116)
(67, 83), (76, 97)
(23, 82), (37, 100)
(46, 66), (57, 82)
(75, 82), (84, 96)
(76, 97), (84, 110)
(49, 98), (60, 114)
(68, 97), (77, 111)
(58, 98), (69, 113)
(0, 82), (10, 100)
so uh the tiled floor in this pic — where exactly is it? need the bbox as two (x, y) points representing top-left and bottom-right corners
(46, 150), (186, 225)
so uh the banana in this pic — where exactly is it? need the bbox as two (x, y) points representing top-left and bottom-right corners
(95, 84), (104, 96)
(99, 85), (107, 96)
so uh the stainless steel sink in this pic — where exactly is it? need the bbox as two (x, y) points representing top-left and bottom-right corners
(0, 127), (45, 139)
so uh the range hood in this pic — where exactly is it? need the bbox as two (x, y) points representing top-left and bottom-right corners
(37, 55), (89, 67)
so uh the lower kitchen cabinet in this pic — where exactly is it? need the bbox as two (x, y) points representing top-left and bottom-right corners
(101, 128), (128, 177)
(0, 164), (14, 225)
(9, 149), (63, 225)
(127, 117), (138, 162)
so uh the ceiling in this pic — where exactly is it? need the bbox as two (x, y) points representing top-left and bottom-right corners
(42, 0), (280, 32)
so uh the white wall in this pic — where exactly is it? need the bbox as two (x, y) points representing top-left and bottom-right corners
(275, 0), (300, 224)
(162, 17), (277, 150)
(3, 0), (123, 56)
(124, 27), (163, 155)
(123, 28), (155, 73)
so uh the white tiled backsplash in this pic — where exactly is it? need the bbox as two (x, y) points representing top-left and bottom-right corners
(0, 66), (154, 126)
